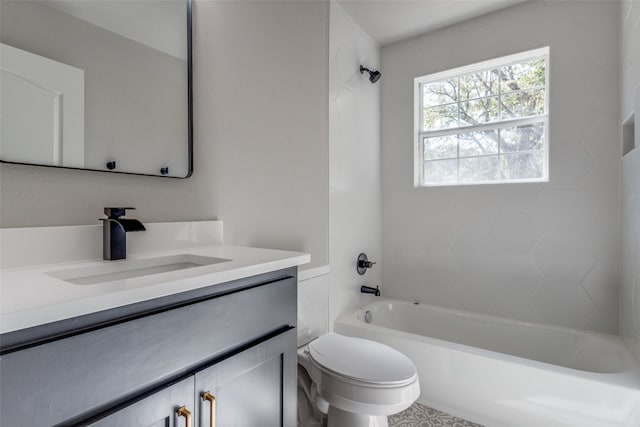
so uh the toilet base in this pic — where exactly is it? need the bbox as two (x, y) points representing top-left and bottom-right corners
(327, 406), (388, 427)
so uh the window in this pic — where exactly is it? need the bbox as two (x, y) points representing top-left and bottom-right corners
(414, 47), (549, 187)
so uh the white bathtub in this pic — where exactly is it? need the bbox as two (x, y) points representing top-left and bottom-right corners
(334, 299), (640, 427)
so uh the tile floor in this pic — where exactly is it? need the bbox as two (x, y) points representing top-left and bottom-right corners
(388, 402), (483, 427)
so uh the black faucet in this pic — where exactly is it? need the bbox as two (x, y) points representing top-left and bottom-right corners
(100, 207), (146, 260)
(361, 285), (381, 297)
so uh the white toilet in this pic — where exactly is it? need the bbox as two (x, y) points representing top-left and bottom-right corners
(297, 330), (420, 427)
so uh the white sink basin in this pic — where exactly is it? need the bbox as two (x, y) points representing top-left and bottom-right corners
(47, 254), (230, 285)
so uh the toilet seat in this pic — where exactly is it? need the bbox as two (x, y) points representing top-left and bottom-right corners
(298, 332), (420, 426)
(308, 333), (417, 386)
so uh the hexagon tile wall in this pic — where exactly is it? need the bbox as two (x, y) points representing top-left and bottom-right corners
(381, 0), (621, 334)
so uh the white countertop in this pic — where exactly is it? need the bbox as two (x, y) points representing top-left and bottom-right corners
(0, 244), (310, 335)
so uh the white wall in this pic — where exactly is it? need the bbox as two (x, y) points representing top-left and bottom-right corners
(0, 0), (330, 269)
(328, 2), (382, 325)
(381, 1), (621, 333)
(620, 0), (640, 364)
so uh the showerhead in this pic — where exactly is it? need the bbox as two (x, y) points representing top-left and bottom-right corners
(360, 65), (381, 84)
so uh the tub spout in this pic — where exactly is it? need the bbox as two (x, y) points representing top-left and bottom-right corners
(361, 285), (381, 296)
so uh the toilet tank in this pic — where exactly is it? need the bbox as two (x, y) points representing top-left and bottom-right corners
(297, 317), (318, 347)
(298, 267), (329, 346)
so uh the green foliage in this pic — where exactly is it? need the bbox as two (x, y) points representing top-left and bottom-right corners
(422, 58), (546, 131)
(421, 58), (546, 184)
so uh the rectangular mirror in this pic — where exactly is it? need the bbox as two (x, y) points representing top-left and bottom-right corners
(0, 0), (192, 178)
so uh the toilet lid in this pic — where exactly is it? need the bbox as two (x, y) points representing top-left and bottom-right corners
(308, 333), (417, 385)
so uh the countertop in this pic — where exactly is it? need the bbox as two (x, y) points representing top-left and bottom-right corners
(0, 244), (310, 335)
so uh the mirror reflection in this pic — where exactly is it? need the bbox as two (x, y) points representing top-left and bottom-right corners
(0, 0), (191, 177)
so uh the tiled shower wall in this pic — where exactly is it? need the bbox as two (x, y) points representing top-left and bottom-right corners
(620, 0), (640, 363)
(329, 2), (382, 324)
(381, 1), (621, 333)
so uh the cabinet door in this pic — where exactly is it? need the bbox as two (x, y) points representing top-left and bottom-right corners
(87, 376), (195, 427)
(195, 329), (297, 427)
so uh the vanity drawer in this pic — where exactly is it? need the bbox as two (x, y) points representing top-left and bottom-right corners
(0, 274), (296, 427)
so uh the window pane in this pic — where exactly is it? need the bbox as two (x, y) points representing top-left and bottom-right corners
(460, 96), (499, 126)
(423, 80), (458, 107)
(424, 135), (457, 160)
(500, 123), (545, 153)
(416, 50), (548, 187)
(500, 152), (544, 180)
(499, 58), (546, 93)
(459, 156), (499, 183)
(500, 88), (545, 119)
(458, 130), (498, 157)
(459, 70), (498, 100)
(423, 104), (458, 130)
(424, 159), (458, 184)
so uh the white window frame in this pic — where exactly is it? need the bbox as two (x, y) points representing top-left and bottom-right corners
(413, 47), (550, 187)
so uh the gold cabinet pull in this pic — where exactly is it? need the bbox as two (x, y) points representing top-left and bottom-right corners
(176, 405), (192, 427)
(202, 391), (216, 427)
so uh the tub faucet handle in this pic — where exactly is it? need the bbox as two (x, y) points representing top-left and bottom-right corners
(357, 253), (376, 275)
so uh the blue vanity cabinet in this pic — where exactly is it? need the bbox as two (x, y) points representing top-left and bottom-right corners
(0, 268), (297, 427)
(87, 377), (196, 427)
(86, 329), (296, 427)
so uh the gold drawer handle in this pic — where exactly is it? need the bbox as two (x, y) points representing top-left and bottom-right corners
(202, 391), (216, 427)
(176, 405), (192, 427)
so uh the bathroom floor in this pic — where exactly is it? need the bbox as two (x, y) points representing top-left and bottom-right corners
(389, 402), (483, 427)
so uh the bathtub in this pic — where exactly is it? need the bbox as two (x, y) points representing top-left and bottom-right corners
(334, 299), (640, 427)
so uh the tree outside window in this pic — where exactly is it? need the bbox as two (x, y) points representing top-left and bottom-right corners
(415, 48), (549, 186)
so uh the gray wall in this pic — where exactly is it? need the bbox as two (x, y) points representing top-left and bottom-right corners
(0, 0), (330, 269)
(380, 1), (620, 333)
(192, 0), (329, 268)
